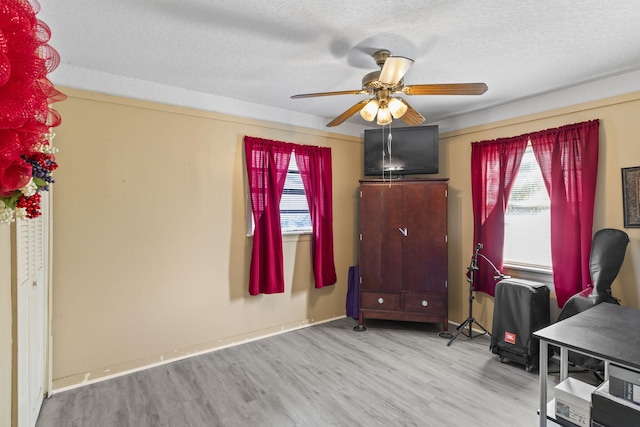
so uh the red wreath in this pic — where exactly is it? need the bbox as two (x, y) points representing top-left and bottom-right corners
(0, 0), (65, 198)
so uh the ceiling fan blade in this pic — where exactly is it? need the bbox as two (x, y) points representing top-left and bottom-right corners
(399, 99), (425, 126)
(379, 56), (414, 85)
(326, 100), (370, 127)
(401, 83), (488, 96)
(291, 89), (368, 99)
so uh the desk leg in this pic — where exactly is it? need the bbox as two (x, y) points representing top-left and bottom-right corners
(560, 346), (568, 381)
(539, 340), (548, 427)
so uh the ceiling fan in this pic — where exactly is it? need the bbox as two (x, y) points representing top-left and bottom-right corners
(291, 49), (488, 127)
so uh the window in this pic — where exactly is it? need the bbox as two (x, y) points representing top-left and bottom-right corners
(244, 136), (336, 293)
(247, 154), (311, 235)
(280, 155), (311, 233)
(471, 120), (598, 303)
(504, 143), (551, 268)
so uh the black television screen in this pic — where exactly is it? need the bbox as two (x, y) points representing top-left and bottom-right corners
(363, 125), (439, 176)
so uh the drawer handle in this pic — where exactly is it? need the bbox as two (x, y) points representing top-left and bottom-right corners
(377, 297), (384, 304)
(421, 300), (428, 307)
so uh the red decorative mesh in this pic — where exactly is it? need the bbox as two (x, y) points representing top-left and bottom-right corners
(0, 0), (65, 195)
(0, 129), (31, 196)
(0, 31), (9, 86)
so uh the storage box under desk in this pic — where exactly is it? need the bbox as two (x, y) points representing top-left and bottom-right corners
(554, 377), (595, 427)
(609, 363), (640, 405)
(592, 380), (640, 427)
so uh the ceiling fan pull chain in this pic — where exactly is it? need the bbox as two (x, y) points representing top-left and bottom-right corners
(387, 124), (393, 185)
(380, 125), (385, 182)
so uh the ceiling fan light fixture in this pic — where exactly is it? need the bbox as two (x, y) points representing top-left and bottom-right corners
(376, 107), (392, 125)
(388, 97), (408, 119)
(360, 99), (379, 122)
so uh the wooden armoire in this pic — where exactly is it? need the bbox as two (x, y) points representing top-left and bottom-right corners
(358, 178), (448, 331)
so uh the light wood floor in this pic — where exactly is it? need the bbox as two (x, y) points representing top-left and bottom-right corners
(36, 317), (564, 427)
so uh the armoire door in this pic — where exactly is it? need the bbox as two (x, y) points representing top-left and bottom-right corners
(359, 184), (403, 292)
(359, 184), (382, 291)
(379, 185), (403, 292)
(402, 182), (447, 293)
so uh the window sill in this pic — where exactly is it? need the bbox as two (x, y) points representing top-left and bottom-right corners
(282, 230), (312, 236)
(503, 263), (553, 287)
(246, 232), (312, 240)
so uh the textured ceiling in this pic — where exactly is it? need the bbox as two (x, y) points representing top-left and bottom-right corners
(38, 1), (640, 134)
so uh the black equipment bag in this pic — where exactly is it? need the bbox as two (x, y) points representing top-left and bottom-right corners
(490, 278), (550, 372)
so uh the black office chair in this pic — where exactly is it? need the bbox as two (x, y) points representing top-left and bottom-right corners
(555, 228), (629, 373)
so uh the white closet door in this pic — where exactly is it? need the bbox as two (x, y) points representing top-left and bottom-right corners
(16, 192), (48, 427)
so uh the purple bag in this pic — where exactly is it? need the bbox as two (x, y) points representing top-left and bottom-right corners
(346, 266), (359, 319)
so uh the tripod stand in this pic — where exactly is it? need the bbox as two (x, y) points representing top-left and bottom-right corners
(447, 243), (509, 346)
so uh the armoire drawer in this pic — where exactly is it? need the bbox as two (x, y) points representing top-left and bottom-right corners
(403, 292), (446, 314)
(360, 292), (401, 311)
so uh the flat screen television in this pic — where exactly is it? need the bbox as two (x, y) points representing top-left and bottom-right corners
(363, 125), (439, 176)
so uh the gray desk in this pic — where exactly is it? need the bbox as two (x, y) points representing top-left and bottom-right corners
(533, 303), (640, 426)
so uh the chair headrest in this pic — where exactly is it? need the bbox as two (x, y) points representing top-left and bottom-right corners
(590, 228), (629, 291)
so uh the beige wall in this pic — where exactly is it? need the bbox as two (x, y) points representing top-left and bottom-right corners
(0, 226), (11, 425)
(442, 91), (640, 330)
(50, 89), (362, 389)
